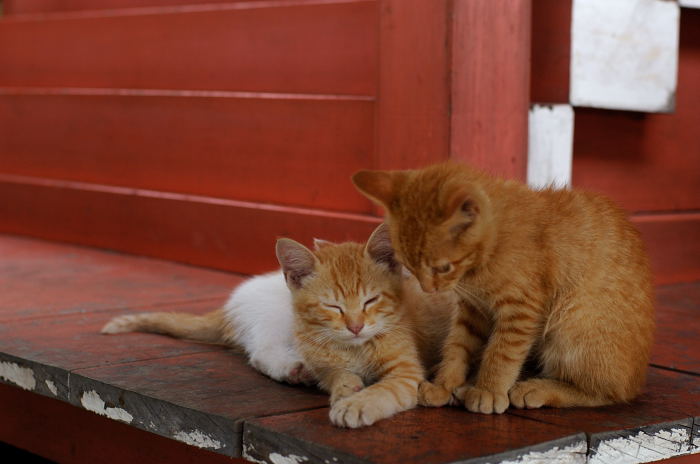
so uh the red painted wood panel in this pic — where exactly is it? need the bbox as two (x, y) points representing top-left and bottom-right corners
(0, 175), (380, 275)
(450, 0), (531, 180)
(572, 10), (700, 213)
(530, 0), (571, 103)
(4, 0), (264, 15)
(375, 0), (451, 170)
(0, 383), (244, 464)
(653, 282), (700, 374)
(0, 0), (377, 95)
(633, 213), (700, 286)
(0, 234), (236, 321)
(0, 91), (374, 213)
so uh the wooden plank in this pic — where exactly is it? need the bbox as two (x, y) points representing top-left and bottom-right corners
(0, 234), (237, 321)
(0, 1), (377, 95)
(0, 383), (245, 464)
(4, 0), (264, 15)
(0, 175), (380, 276)
(244, 407), (586, 464)
(449, 0), (531, 180)
(0, 91), (375, 214)
(652, 282), (700, 374)
(509, 368), (700, 463)
(375, 0), (451, 170)
(69, 351), (328, 457)
(632, 213), (700, 286)
(572, 10), (700, 213)
(530, 0), (572, 103)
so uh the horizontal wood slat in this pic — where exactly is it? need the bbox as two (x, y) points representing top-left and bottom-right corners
(0, 0), (377, 95)
(4, 0), (268, 15)
(632, 213), (700, 286)
(0, 91), (375, 213)
(0, 174), (696, 284)
(0, 175), (381, 275)
(530, 0), (571, 103)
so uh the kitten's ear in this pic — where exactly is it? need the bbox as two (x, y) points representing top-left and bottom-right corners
(352, 170), (396, 209)
(444, 188), (480, 223)
(312, 238), (333, 251)
(365, 223), (399, 273)
(275, 238), (317, 289)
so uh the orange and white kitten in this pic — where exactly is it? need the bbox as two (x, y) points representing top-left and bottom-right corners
(103, 224), (453, 427)
(353, 162), (655, 414)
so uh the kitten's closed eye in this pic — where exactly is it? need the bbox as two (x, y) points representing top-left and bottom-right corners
(324, 303), (344, 314)
(362, 295), (379, 310)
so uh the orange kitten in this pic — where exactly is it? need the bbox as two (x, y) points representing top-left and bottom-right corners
(353, 162), (655, 414)
(103, 224), (453, 427)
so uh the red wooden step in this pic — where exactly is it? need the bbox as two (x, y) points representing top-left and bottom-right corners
(0, 0), (377, 95)
(0, 90), (375, 213)
(4, 0), (265, 15)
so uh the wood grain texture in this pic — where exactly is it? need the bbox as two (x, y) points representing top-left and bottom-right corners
(244, 407), (585, 464)
(0, 383), (244, 464)
(70, 351), (328, 456)
(0, 234), (237, 321)
(0, 1), (377, 95)
(0, 91), (375, 213)
(375, 0), (451, 170)
(449, 0), (531, 180)
(530, 0), (572, 103)
(0, 175), (380, 275)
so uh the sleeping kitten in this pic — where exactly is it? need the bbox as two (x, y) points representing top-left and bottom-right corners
(102, 224), (453, 427)
(353, 162), (655, 414)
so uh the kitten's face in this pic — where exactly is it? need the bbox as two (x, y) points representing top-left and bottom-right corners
(353, 164), (490, 294)
(276, 225), (403, 346)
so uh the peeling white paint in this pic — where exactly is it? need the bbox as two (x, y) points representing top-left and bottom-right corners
(570, 0), (679, 113)
(242, 444), (268, 464)
(494, 440), (587, 464)
(80, 390), (133, 423)
(0, 361), (36, 391)
(527, 104), (574, 190)
(590, 428), (692, 464)
(45, 379), (58, 396)
(173, 429), (222, 450)
(269, 453), (309, 464)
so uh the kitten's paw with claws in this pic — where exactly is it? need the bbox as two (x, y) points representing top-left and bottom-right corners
(456, 385), (509, 414)
(418, 381), (452, 407)
(509, 380), (547, 409)
(329, 395), (380, 428)
(330, 376), (364, 404)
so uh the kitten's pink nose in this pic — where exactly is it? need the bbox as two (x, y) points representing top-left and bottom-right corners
(347, 323), (364, 335)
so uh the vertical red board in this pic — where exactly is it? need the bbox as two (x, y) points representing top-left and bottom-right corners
(450, 0), (531, 180)
(530, 0), (572, 103)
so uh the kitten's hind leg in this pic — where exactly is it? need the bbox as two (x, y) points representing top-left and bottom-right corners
(508, 378), (612, 409)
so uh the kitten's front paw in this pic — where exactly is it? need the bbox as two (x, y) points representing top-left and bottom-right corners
(456, 385), (509, 414)
(418, 381), (452, 407)
(330, 376), (364, 404)
(508, 380), (547, 409)
(329, 396), (381, 428)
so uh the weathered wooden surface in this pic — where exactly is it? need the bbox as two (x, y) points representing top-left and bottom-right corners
(0, 382), (245, 464)
(244, 408), (586, 464)
(653, 283), (700, 374)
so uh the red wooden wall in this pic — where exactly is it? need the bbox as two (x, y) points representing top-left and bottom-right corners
(0, 0), (530, 275)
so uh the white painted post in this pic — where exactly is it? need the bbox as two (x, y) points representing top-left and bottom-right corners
(527, 104), (575, 190)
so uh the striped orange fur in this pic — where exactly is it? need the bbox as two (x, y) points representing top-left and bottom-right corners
(353, 162), (655, 414)
(278, 224), (454, 427)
